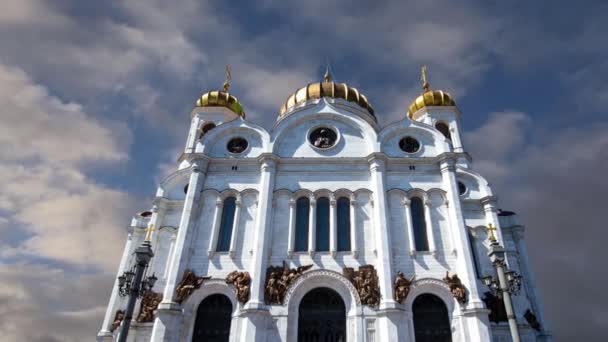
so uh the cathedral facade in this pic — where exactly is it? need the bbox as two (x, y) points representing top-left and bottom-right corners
(97, 70), (552, 342)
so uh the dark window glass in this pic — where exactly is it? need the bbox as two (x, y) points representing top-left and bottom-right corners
(411, 197), (429, 251)
(316, 197), (330, 251)
(458, 181), (466, 196)
(399, 136), (421, 153)
(227, 137), (248, 154)
(199, 122), (216, 139)
(468, 231), (481, 279)
(216, 197), (236, 251)
(295, 197), (310, 252)
(192, 294), (232, 342)
(413, 294), (452, 342)
(337, 197), (351, 251)
(436, 122), (451, 141)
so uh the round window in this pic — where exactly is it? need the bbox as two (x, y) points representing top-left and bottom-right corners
(309, 127), (337, 149)
(399, 137), (420, 153)
(458, 181), (467, 196)
(227, 137), (248, 154)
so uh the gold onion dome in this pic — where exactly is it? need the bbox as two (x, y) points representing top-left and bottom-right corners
(195, 65), (246, 118)
(278, 68), (375, 120)
(407, 65), (456, 118)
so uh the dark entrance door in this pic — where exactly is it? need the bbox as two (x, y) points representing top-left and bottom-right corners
(413, 294), (452, 342)
(192, 294), (232, 342)
(298, 287), (346, 342)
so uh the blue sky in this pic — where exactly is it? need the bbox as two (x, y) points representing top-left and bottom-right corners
(0, 0), (606, 340)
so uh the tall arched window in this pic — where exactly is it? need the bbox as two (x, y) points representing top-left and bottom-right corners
(337, 197), (351, 251)
(468, 231), (482, 279)
(413, 294), (452, 342)
(435, 122), (451, 141)
(216, 197), (236, 252)
(316, 197), (330, 251)
(192, 294), (232, 341)
(295, 197), (310, 252)
(411, 197), (429, 251)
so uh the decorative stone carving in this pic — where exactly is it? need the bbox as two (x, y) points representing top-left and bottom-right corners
(524, 309), (542, 331)
(394, 271), (415, 303)
(175, 270), (211, 304)
(225, 271), (251, 304)
(265, 261), (313, 305)
(482, 292), (508, 323)
(443, 272), (467, 304)
(110, 310), (125, 332)
(343, 265), (381, 306)
(136, 291), (162, 323)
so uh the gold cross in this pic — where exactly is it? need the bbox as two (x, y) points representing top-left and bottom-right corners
(421, 65), (429, 91)
(144, 223), (155, 242)
(486, 223), (498, 242)
(223, 65), (232, 92)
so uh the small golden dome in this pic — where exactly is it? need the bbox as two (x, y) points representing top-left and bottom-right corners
(407, 90), (456, 118)
(278, 71), (375, 120)
(195, 90), (245, 118)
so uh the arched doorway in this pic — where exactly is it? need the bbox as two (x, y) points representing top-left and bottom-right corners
(192, 294), (232, 342)
(298, 287), (346, 342)
(413, 293), (452, 342)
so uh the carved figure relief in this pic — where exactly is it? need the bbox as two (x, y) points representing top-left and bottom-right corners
(524, 309), (542, 331)
(136, 291), (163, 323)
(110, 310), (125, 332)
(309, 127), (337, 149)
(482, 292), (508, 323)
(265, 261), (313, 305)
(343, 265), (381, 306)
(443, 272), (468, 304)
(394, 271), (415, 303)
(175, 270), (211, 304)
(226, 271), (251, 304)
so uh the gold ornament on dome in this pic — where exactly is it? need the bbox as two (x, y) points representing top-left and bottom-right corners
(195, 65), (245, 117)
(407, 65), (456, 118)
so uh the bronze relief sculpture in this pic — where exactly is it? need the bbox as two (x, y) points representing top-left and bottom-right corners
(265, 261), (313, 305)
(394, 272), (415, 303)
(344, 265), (381, 306)
(226, 271), (251, 304)
(136, 291), (163, 323)
(110, 310), (125, 332)
(175, 270), (211, 304)
(443, 272), (468, 304)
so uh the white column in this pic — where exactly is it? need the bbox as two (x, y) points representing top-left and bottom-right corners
(151, 158), (208, 342)
(240, 155), (277, 342)
(184, 116), (201, 153)
(481, 196), (506, 248)
(287, 199), (296, 258)
(444, 200), (458, 255)
(403, 198), (416, 256)
(207, 199), (223, 257)
(308, 196), (316, 256)
(439, 157), (492, 341)
(330, 195), (337, 256)
(423, 197), (437, 254)
(450, 119), (464, 153)
(349, 195), (358, 258)
(229, 198), (242, 257)
(163, 233), (177, 281)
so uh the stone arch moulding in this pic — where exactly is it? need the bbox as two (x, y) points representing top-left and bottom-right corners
(179, 279), (239, 342)
(402, 277), (459, 318)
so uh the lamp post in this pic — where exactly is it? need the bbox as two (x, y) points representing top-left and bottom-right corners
(116, 224), (157, 342)
(483, 223), (523, 342)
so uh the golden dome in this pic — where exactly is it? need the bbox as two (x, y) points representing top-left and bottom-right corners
(278, 70), (375, 120)
(195, 90), (245, 118)
(407, 89), (456, 118)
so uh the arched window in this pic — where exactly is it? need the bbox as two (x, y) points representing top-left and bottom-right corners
(316, 197), (330, 251)
(199, 122), (216, 139)
(411, 197), (429, 251)
(192, 294), (232, 341)
(216, 197), (236, 252)
(413, 294), (452, 342)
(337, 197), (351, 251)
(435, 122), (451, 141)
(298, 288), (346, 342)
(468, 231), (482, 279)
(295, 197), (310, 252)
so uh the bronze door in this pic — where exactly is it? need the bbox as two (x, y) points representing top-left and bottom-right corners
(298, 287), (346, 342)
(192, 294), (232, 342)
(413, 294), (452, 342)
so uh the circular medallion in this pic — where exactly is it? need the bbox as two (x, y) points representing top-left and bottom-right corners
(227, 137), (248, 154)
(399, 136), (420, 153)
(309, 127), (337, 149)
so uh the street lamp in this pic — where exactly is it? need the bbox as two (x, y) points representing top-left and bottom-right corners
(484, 223), (523, 342)
(116, 224), (157, 342)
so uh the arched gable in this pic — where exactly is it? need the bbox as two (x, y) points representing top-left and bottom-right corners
(379, 119), (451, 158)
(197, 118), (270, 158)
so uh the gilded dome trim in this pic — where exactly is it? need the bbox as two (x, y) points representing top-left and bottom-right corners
(407, 90), (455, 118)
(196, 90), (245, 118)
(279, 81), (375, 120)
